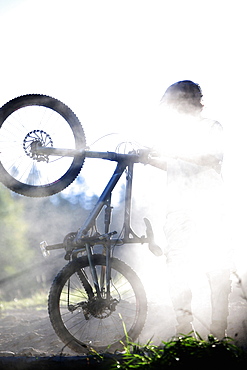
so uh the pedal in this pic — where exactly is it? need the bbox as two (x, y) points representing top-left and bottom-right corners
(144, 218), (163, 257)
(40, 240), (50, 258)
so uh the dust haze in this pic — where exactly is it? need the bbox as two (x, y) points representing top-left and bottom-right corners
(0, 132), (247, 354)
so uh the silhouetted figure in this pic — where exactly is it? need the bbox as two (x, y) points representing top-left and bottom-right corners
(149, 80), (231, 338)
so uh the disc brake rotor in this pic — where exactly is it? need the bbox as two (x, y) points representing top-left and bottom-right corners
(23, 129), (53, 162)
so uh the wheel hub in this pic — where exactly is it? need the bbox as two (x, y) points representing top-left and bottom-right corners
(23, 129), (53, 162)
(84, 297), (118, 319)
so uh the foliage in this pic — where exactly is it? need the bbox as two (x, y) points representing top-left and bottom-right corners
(0, 186), (33, 279)
(0, 177), (125, 300)
(111, 335), (247, 369)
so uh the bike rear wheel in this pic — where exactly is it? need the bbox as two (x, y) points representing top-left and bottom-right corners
(48, 255), (147, 353)
(0, 94), (86, 197)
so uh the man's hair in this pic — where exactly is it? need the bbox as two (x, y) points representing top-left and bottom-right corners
(160, 80), (203, 114)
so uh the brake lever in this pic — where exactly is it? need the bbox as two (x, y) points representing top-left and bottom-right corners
(144, 218), (163, 257)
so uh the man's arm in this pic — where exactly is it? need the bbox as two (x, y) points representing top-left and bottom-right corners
(138, 150), (222, 173)
(146, 152), (222, 173)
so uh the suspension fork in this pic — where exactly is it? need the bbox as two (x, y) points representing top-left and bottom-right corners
(104, 240), (112, 300)
(79, 161), (127, 299)
(84, 243), (112, 299)
(101, 195), (112, 300)
(102, 161), (136, 298)
(102, 162), (135, 300)
(102, 162), (136, 299)
(85, 243), (102, 298)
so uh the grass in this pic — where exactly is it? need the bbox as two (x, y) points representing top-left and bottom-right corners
(0, 291), (48, 310)
(109, 334), (247, 369)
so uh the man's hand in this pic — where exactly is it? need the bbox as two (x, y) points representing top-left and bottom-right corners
(138, 149), (167, 170)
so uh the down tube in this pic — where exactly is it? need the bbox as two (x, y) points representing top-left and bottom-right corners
(76, 161), (127, 240)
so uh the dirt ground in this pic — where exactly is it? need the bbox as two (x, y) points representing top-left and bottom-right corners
(0, 269), (247, 365)
(0, 307), (76, 357)
(0, 304), (173, 357)
(0, 308), (109, 369)
(0, 298), (247, 358)
(0, 296), (246, 370)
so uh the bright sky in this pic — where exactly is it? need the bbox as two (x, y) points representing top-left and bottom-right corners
(0, 0), (246, 136)
(0, 0), (247, 253)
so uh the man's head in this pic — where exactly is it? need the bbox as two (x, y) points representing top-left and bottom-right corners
(160, 80), (203, 114)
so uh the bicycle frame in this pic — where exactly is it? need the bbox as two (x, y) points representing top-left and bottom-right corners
(0, 94), (153, 351)
(39, 148), (159, 299)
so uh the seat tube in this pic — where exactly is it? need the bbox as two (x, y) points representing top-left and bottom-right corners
(76, 161), (126, 240)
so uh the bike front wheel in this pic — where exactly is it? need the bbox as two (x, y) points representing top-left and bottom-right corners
(0, 94), (86, 197)
(48, 255), (147, 354)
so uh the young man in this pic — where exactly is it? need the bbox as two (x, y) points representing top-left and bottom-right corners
(148, 80), (231, 338)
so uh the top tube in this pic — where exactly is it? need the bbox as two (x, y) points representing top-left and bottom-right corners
(32, 146), (142, 163)
(84, 150), (140, 162)
(32, 145), (167, 169)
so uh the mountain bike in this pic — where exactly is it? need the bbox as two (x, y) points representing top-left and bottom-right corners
(0, 94), (162, 354)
